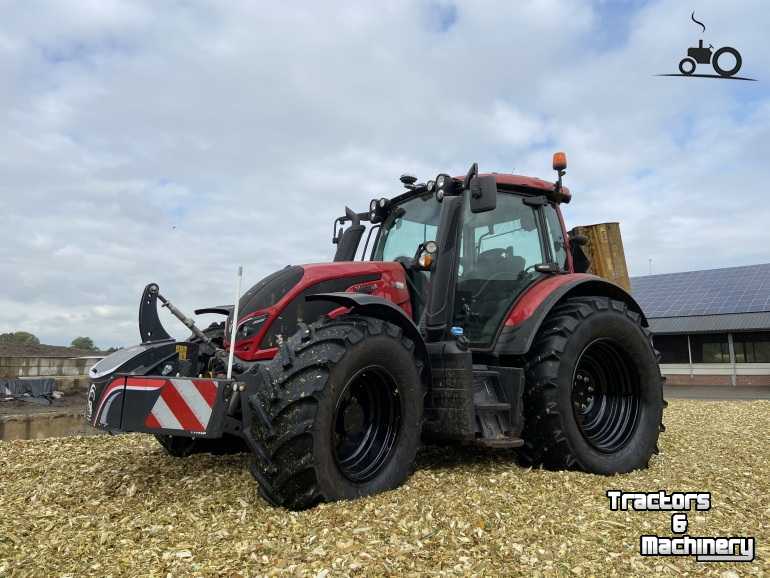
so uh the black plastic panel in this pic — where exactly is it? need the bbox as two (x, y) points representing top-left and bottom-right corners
(239, 266), (305, 318)
(259, 274), (380, 348)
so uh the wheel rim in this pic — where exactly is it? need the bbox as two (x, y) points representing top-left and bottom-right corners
(333, 365), (401, 482)
(571, 339), (641, 453)
(713, 47), (741, 77)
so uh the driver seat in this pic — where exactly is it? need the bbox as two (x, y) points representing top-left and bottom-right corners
(471, 247), (525, 281)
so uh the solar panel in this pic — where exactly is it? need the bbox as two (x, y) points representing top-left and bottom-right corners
(630, 263), (770, 318)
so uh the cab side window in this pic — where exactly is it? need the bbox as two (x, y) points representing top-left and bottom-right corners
(544, 205), (567, 269)
(454, 193), (546, 345)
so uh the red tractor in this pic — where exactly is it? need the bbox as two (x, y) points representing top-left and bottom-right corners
(87, 154), (665, 510)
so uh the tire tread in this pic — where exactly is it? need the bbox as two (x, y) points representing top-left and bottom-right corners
(519, 296), (666, 470)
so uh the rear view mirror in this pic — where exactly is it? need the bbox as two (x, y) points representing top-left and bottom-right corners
(469, 175), (497, 213)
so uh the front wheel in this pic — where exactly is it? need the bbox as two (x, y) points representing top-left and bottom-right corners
(679, 57), (696, 75)
(519, 296), (665, 474)
(248, 314), (424, 510)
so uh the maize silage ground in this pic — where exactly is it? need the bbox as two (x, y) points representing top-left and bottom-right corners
(0, 399), (768, 577)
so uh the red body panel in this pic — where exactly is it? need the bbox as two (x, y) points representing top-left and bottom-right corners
(231, 261), (411, 361)
(504, 273), (594, 327)
(452, 173), (571, 202)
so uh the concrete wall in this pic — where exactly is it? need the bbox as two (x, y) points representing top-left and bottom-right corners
(0, 356), (103, 392)
(661, 363), (770, 386)
(0, 411), (99, 440)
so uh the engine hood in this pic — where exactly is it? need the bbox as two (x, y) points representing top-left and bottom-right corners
(229, 261), (410, 361)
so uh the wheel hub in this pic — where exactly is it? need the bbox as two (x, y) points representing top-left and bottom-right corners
(572, 370), (596, 413)
(342, 398), (365, 435)
(571, 339), (641, 453)
(333, 366), (401, 483)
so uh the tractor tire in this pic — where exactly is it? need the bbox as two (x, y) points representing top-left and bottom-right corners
(248, 314), (424, 510)
(519, 296), (665, 474)
(679, 57), (696, 75)
(712, 46), (742, 77)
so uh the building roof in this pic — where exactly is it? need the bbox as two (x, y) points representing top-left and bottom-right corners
(631, 263), (770, 319)
(648, 312), (770, 335)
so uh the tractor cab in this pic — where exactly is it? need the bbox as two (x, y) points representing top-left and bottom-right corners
(336, 155), (573, 348)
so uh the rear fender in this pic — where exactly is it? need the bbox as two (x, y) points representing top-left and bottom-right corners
(306, 292), (430, 384)
(494, 275), (648, 356)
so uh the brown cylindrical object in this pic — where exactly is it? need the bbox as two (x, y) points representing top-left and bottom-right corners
(573, 222), (630, 292)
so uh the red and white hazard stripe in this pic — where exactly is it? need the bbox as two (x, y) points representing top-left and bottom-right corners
(94, 377), (167, 427)
(143, 378), (219, 433)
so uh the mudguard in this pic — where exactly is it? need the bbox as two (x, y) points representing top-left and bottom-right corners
(494, 274), (648, 356)
(305, 292), (429, 378)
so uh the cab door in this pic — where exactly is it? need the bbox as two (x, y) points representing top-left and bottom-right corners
(453, 193), (551, 346)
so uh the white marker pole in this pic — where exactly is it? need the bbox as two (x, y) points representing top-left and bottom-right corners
(226, 266), (243, 379)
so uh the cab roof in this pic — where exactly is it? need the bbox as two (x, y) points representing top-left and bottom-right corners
(454, 173), (571, 203)
(386, 172), (571, 208)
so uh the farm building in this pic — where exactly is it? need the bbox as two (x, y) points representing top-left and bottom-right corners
(632, 263), (770, 386)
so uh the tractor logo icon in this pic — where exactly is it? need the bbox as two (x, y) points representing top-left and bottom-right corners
(658, 12), (756, 81)
(680, 38), (740, 77)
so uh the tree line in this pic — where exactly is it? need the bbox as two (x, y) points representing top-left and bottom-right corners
(0, 331), (117, 352)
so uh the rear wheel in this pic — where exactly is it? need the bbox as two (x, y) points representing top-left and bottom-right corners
(712, 46), (742, 77)
(519, 296), (665, 473)
(248, 314), (424, 510)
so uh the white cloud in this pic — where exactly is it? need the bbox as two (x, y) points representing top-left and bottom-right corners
(0, 0), (768, 347)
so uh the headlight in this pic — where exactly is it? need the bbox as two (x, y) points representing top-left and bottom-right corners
(436, 175), (446, 188)
(370, 199), (378, 212)
(236, 314), (269, 340)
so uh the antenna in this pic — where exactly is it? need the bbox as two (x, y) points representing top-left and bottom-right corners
(226, 266), (243, 379)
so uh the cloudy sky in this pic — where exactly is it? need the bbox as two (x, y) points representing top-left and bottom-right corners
(1, 0), (768, 348)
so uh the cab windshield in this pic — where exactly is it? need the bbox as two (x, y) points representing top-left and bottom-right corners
(372, 192), (441, 261)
